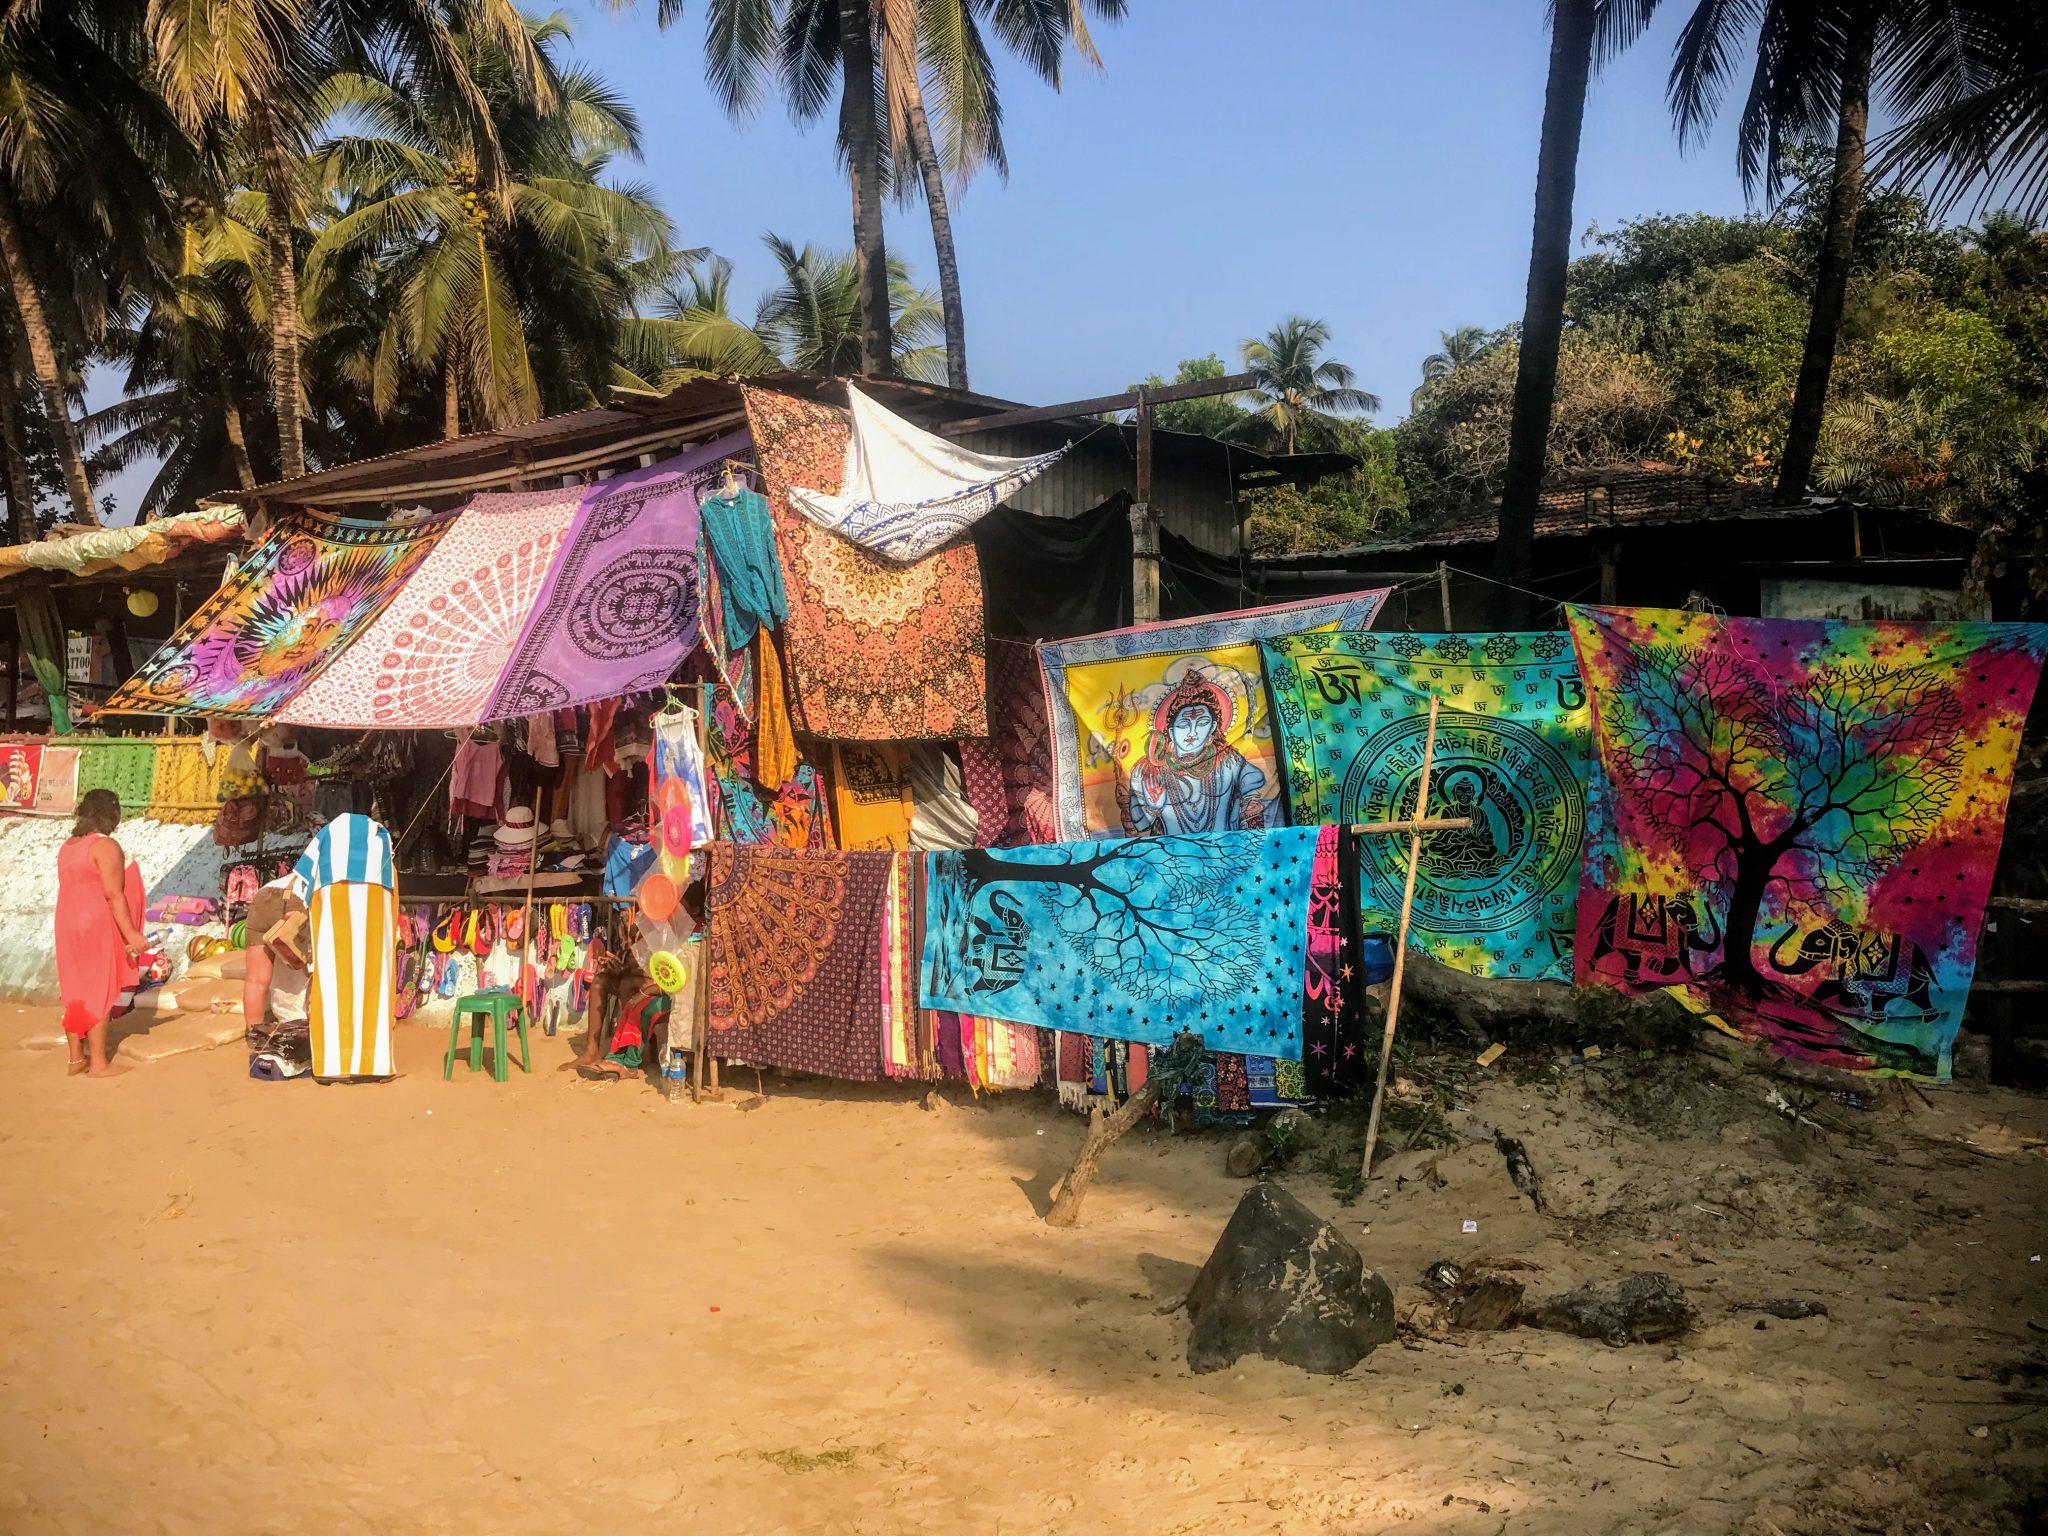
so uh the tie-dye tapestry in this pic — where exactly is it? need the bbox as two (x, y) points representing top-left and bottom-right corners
(1038, 592), (1389, 841)
(1263, 631), (1591, 981)
(1567, 604), (2047, 1080)
(741, 387), (987, 740)
(920, 827), (1321, 1058)
(106, 509), (455, 719)
(280, 487), (580, 728)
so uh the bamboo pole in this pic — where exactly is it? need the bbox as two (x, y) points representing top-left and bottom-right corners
(514, 790), (543, 1045)
(688, 681), (716, 1103)
(1359, 694), (1443, 1186)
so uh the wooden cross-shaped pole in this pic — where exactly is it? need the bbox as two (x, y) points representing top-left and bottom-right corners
(1356, 694), (1456, 1186)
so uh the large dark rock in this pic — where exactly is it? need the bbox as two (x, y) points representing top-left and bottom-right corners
(1528, 1271), (1698, 1346)
(1184, 1184), (1395, 1375)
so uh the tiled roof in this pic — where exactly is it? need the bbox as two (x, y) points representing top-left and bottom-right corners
(1357, 466), (1795, 553)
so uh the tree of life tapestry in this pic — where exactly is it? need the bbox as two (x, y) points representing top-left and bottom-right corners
(1037, 592), (1388, 841)
(918, 826), (1320, 1058)
(1566, 604), (2046, 1080)
(1263, 630), (1591, 981)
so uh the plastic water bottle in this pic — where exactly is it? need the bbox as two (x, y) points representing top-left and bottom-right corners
(662, 1047), (688, 1102)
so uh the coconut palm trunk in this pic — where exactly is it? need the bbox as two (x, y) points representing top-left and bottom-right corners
(1495, 0), (1596, 628)
(443, 355), (462, 440)
(905, 97), (968, 389)
(221, 389), (257, 490)
(0, 370), (36, 543)
(837, 0), (894, 377)
(0, 185), (96, 526)
(1774, 12), (1875, 504)
(250, 101), (308, 481)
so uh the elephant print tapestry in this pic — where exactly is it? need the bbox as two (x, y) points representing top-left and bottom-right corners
(106, 508), (456, 719)
(919, 826), (1321, 1058)
(1262, 631), (1591, 981)
(1038, 592), (1388, 841)
(1567, 604), (2046, 1080)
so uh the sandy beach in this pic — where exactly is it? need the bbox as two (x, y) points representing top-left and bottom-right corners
(3, 1009), (2045, 1535)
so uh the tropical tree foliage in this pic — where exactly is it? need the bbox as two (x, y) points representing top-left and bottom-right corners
(1237, 317), (1380, 456)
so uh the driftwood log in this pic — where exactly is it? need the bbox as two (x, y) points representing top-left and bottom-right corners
(1045, 1080), (1165, 1228)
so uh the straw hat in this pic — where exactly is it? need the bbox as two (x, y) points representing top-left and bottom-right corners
(494, 806), (537, 848)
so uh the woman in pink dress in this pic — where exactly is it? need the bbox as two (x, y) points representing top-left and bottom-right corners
(54, 789), (147, 1076)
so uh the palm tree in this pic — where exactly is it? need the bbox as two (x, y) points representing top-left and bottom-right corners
(145, 0), (552, 480)
(0, 2), (182, 523)
(86, 200), (278, 515)
(1237, 317), (1380, 455)
(1496, 0), (1660, 625)
(684, 0), (892, 376)
(1665, 1), (2003, 503)
(627, 235), (944, 383)
(1413, 325), (1490, 408)
(876, 0), (1125, 389)
(304, 15), (673, 436)
(683, 0), (1121, 389)
(1870, 5), (2048, 222)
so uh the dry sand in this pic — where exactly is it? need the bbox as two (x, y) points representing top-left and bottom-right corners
(3, 1004), (2046, 1535)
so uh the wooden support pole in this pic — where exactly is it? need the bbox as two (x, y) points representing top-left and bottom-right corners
(689, 680), (716, 1103)
(515, 791), (543, 1044)
(1131, 393), (1159, 624)
(1349, 815), (1471, 836)
(1359, 694), (1443, 1185)
(1437, 561), (1453, 629)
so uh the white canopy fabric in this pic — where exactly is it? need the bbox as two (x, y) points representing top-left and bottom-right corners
(788, 386), (1068, 563)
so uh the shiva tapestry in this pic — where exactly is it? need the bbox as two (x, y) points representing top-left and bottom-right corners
(920, 826), (1321, 1058)
(1567, 604), (2046, 1080)
(105, 508), (456, 719)
(1263, 631), (1591, 981)
(1038, 592), (1388, 841)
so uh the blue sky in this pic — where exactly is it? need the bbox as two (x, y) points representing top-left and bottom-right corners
(560, 0), (1759, 405)
(101, 0), (1768, 521)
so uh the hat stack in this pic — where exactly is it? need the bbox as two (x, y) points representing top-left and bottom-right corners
(488, 806), (537, 877)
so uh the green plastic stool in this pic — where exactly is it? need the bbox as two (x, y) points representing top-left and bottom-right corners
(445, 991), (529, 1082)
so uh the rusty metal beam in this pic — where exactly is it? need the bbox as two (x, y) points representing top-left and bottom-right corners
(933, 372), (1257, 437)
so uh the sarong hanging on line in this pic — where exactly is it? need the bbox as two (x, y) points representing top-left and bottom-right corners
(1262, 630), (1592, 982)
(1567, 604), (2047, 1081)
(106, 508), (456, 719)
(787, 385), (1067, 563)
(1037, 591), (1389, 841)
(703, 844), (894, 1081)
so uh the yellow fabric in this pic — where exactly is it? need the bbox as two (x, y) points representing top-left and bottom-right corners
(308, 880), (396, 1080)
(830, 742), (914, 851)
(1051, 628), (1341, 837)
(146, 738), (229, 824)
(754, 634), (799, 791)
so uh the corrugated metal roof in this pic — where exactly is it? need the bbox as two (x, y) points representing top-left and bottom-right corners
(216, 371), (1352, 511)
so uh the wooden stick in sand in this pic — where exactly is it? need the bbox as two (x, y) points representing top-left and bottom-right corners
(515, 791), (543, 1020)
(1358, 694), (1443, 1186)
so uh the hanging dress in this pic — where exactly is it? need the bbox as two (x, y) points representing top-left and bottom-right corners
(54, 834), (143, 1036)
(294, 813), (398, 1080)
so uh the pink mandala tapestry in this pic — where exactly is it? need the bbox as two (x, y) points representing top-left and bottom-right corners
(280, 486), (580, 728)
